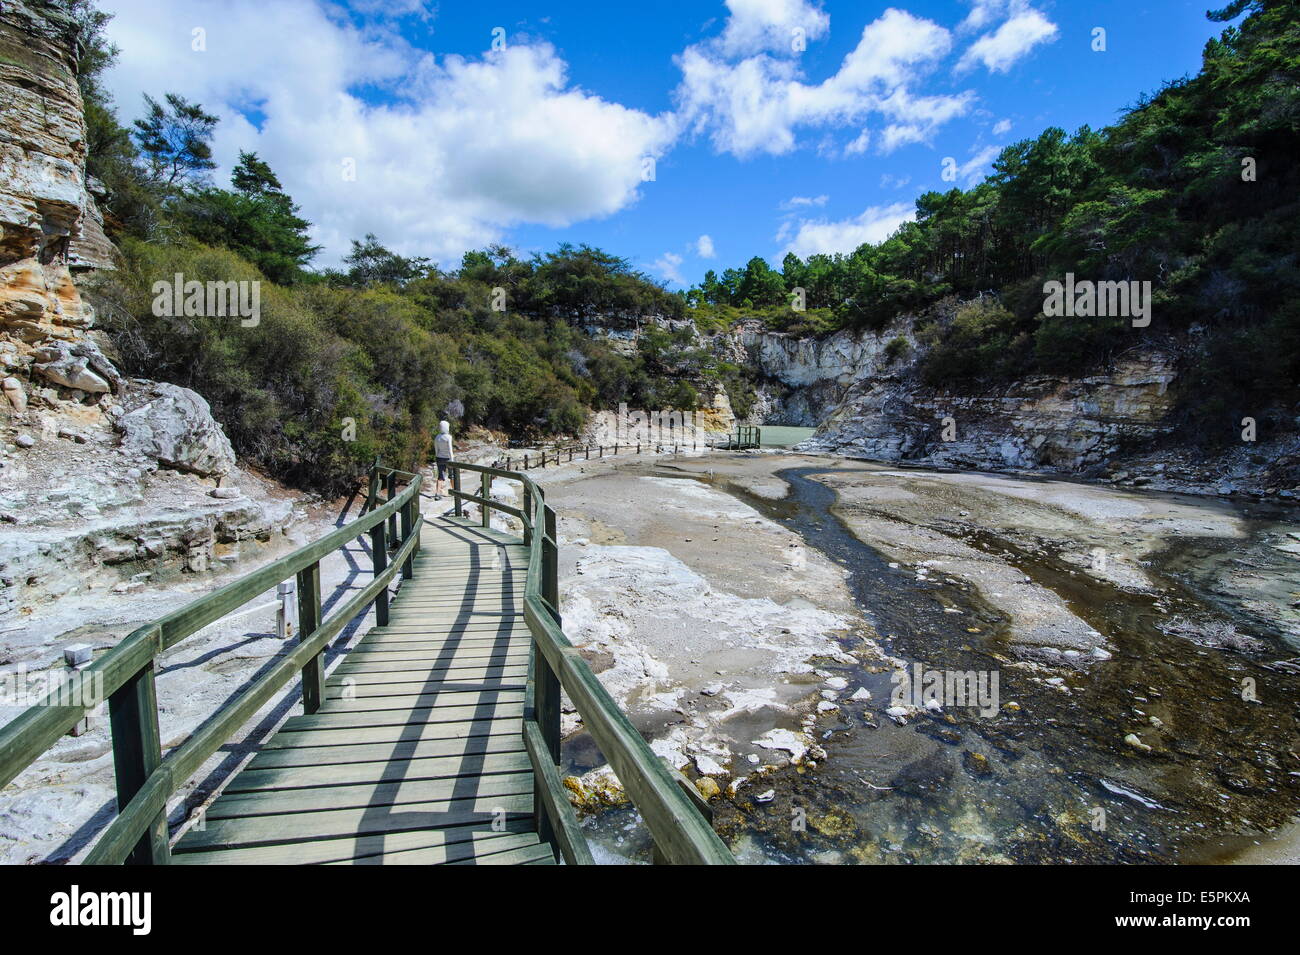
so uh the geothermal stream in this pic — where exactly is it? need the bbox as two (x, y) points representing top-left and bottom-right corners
(571, 460), (1300, 865)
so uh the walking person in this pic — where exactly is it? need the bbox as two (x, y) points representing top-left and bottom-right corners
(434, 420), (454, 501)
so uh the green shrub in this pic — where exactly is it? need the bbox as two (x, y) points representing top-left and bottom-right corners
(919, 300), (1030, 387)
(884, 336), (911, 364)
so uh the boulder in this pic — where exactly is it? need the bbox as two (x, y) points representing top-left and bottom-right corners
(2, 376), (26, 411)
(31, 341), (110, 393)
(115, 383), (237, 477)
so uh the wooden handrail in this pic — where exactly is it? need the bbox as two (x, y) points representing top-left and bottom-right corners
(0, 466), (423, 864)
(447, 459), (734, 865)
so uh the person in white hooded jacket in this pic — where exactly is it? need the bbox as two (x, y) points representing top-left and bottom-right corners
(433, 420), (454, 500)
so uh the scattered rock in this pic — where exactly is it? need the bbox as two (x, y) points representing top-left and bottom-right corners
(963, 751), (994, 777)
(32, 342), (110, 394)
(694, 777), (721, 800)
(693, 754), (727, 777)
(1124, 732), (1153, 753)
(885, 705), (910, 724)
(2, 376), (26, 411)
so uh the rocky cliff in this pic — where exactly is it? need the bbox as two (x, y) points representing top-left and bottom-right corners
(2, 1), (121, 411)
(714, 308), (1298, 499)
(715, 319), (898, 427)
(0, 2), (298, 618)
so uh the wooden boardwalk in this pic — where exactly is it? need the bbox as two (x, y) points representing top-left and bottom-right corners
(1, 460), (731, 865)
(172, 515), (555, 865)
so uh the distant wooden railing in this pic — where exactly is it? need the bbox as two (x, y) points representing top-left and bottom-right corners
(0, 465), (423, 864)
(495, 428), (762, 470)
(449, 461), (734, 865)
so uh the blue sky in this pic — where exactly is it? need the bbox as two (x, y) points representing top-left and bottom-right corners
(99, 0), (1234, 287)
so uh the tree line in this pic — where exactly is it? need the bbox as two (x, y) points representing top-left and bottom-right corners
(680, 0), (1299, 442)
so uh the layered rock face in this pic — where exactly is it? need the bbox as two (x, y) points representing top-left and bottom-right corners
(720, 320), (902, 426)
(1, 1), (119, 412)
(719, 314), (1183, 473)
(0, 2), (294, 618)
(802, 349), (1178, 472)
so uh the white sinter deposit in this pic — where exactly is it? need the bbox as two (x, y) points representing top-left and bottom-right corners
(545, 468), (872, 804)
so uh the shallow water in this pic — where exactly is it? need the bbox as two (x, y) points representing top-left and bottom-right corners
(580, 463), (1300, 864)
(756, 426), (817, 448)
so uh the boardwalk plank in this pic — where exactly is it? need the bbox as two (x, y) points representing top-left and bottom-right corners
(169, 515), (568, 865)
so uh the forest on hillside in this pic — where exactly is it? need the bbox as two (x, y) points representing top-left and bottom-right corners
(686, 0), (1299, 441)
(55, 0), (1300, 490)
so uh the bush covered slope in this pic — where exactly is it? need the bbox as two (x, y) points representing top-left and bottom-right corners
(683, 0), (1300, 443)
(92, 240), (717, 492)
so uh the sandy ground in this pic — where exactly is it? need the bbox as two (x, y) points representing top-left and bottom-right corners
(532, 452), (877, 795)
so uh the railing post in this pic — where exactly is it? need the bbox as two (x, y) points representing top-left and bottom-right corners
(534, 504), (562, 856)
(542, 504), (559, 618)
(400, 496), (415, 580)
(365, 461), (380, 513)
(109, 664), (169, 864)
(298, 561), (324, 714)
(480, 471), (491, 528)
(371, 517), (389, 627)
(523, 483), (534, 547)
(386, 472), (398, 546)
(452, 467), (463, 517)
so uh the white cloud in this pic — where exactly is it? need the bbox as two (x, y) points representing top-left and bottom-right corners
(844, 129), (871, 155)
(346, 0), (436, 20)
(653, 251), (686, 284)
(696, 234), (717, 258)
(780, 194), (829, 209)
(99, 0), (674, 267)
(957, 6), (1059, 74)
(956, 144), (1002, 186)
(781, 201), (914, 258)
(718, 0), (830, 57)
(676, 7), (972, 157)
(992, 118), (1012, 135)
(959, 0), (1010, 33)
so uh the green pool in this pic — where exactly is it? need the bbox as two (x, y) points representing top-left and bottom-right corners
(756, 426), (817, 448)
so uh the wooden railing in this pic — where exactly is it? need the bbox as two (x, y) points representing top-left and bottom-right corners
(495, 428), (763, 470)
(726, 426), (761, 449)
(449, 461), (735, 865)
(0, 466), (423, 864)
